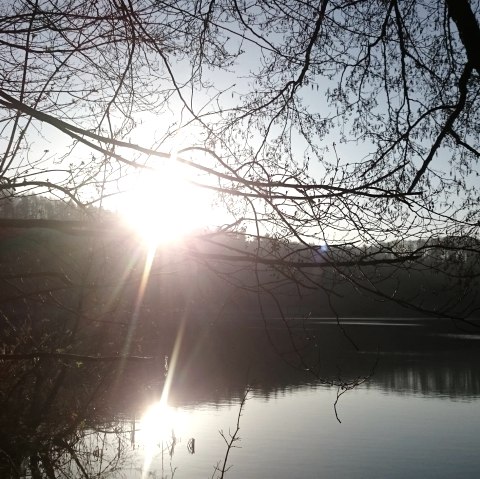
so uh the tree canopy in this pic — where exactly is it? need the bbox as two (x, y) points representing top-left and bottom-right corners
(1, 0), (480, 318)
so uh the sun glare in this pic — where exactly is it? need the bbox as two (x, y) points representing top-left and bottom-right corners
(118, 159), (217, 247)
(140, 399), (189, 478)
(140, 400), (188, 444)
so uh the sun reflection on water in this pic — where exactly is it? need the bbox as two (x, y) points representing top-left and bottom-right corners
(138, 296), (187, 477)
(140, 399), (189, 478)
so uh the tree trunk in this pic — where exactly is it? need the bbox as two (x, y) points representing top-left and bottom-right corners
(445, 0), (480, 75)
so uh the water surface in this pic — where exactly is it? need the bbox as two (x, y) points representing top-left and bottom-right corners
(2, 317), (480, 478)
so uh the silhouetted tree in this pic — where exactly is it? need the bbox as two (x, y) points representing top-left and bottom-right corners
(0, 1), (479, 323)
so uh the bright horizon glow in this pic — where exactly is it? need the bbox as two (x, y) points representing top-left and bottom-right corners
(117, 158), (224, 247)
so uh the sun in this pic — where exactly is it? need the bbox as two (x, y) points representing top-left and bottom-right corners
(118, 159), (215, 246)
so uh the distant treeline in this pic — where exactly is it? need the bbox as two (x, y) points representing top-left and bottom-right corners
(0, 191), (95, 220)
(1, 194), (479, 330)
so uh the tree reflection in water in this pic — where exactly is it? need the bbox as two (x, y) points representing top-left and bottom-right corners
(1, 318), (480, 478)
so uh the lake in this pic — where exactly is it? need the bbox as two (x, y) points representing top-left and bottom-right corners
(2, 317), (480, 478)
(126, 383), (480, 479)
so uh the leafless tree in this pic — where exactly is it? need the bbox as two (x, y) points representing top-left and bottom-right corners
(0, 1), (479, 346)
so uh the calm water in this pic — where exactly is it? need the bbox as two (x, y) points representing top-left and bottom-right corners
(125, 384), (480, 479)
(3, 317), (480, 478)
(96, 318), (480, 478)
